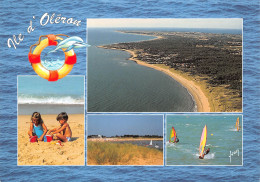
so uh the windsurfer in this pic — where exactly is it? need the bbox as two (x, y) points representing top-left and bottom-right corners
(199, 148), (210, 159)
(175, 137), (179, 143)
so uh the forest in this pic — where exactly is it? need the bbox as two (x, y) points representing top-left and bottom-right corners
(103, 31), (242, 95)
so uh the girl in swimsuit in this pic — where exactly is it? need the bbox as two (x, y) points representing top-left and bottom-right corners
(28, 112), (48, 141)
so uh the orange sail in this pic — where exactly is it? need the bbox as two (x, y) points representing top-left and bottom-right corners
(236, 117), (240, 131)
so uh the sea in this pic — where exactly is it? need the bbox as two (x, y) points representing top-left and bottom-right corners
(18, 76), (85, 115)
(166, 115), (242, 165)
(113, 140), (164, 150)
(87, 27), (242, 112)
(1, 0), (259, 181)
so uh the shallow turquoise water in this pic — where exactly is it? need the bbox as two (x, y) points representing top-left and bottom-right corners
(166, 115), (242, 165)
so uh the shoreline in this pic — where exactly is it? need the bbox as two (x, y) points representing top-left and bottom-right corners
(98, 45), (210, 112)
(125, 49), (210, 112)
(115, 30), (164, 42)
(88, 137), (163, 142)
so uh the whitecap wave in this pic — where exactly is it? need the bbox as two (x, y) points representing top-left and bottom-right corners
(18, 96), (84, 105)
(229, 128), (239, 132)
(194, 152), (215, 159)
(166, 141), (177, 147)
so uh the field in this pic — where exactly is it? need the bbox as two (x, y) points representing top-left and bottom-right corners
(87, 141), (163, 165)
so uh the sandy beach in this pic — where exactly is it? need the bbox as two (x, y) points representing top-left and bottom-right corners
(18, 114), (85, 165)
(99, 45), (211, 112)
(99, 32), (210, 112)
(99, 30), (243, 112)
(124, 49), (210, 112)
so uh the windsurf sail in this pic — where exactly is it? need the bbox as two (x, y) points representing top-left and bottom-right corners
(149, 140), (152, 146)
(199, 125), (207, 157)
(236, 117), (240, 131)
(169, 127), (177, 143)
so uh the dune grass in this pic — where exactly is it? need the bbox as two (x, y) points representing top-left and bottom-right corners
(87, 141), (163, 165)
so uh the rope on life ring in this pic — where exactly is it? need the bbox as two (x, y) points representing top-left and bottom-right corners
(28, 34), (77, 81)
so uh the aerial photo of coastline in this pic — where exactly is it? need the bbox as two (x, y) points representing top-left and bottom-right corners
(87, 115), (163, 165)
(166, 115), (242, 165)
(87, 19), (242, 112)
(17, 76), (85, 165)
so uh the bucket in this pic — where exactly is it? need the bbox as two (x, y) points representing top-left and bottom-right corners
(45, 135), (53, 142)
(30, 136), (38, 143)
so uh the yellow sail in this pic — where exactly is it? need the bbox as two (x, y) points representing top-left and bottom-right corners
(199, 125), (207, 157)
(169, 127), (176, 143)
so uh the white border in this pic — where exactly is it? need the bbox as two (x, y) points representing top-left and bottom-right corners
(17, 75), (86, 166)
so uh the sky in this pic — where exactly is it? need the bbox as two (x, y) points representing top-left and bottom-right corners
(18, 76), (84, 97)
(87, 114), (163, 137)
(87, 18), (242, 29)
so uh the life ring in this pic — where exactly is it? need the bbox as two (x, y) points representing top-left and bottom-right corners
(28, 34), (77, 81)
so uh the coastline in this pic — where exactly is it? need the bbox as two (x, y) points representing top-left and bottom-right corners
(98, 45), (210, 112)
(88, 137), (163, 142)
(125, 49), (210, 112)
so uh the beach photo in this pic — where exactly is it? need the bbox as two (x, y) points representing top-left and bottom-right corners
(17, 76), (85, 165)
(87, 18), (242, 112)
(166, 114), (242, 165)
(87, 114), (163, 165)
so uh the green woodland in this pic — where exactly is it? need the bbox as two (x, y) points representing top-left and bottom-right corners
(104, 31), (242, 95)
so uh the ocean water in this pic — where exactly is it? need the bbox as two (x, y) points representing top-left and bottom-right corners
(1, 0), (259, 181)
(88, 28), (195, 112)
(113, 140), (163, 150)
(18, 76), (85, 114)
(166, 115), (242, 165)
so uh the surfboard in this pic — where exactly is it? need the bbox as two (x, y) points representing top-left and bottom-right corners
(169, 126), (177, 143)
(236, 117), (240, 131)
(199, 125), (207, 157)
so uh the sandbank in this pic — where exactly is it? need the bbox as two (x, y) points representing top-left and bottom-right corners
(18, 114), (85, 165)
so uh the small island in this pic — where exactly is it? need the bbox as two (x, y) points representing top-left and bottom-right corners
(99, 31), (242, 112)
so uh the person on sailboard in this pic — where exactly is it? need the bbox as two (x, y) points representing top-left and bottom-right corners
(199, 148), (210, 159)
(175, 137), (179, 143)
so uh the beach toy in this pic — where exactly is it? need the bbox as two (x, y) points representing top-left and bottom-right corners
(29, 136), (38, 143)
(57, 140), (64, 146)
(45, 135), (53, 142)
(28, 34), (77, 81)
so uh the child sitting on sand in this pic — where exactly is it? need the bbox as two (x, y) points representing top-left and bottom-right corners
(47, 112), (72, 142)
(28, 112), (48, 141)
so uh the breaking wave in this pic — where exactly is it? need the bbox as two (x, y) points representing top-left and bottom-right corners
(18, 95), (84, 105)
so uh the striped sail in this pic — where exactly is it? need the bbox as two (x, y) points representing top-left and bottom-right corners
(169, 127), (176, 143)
